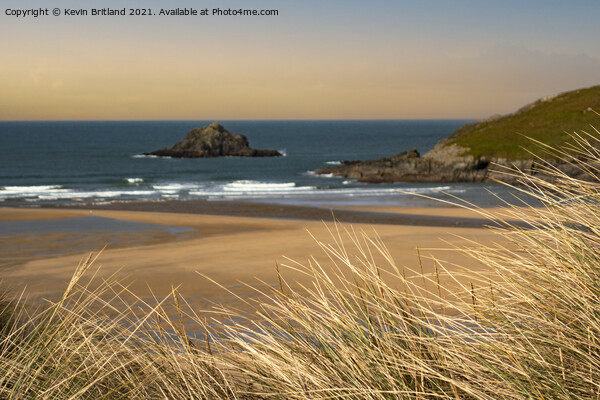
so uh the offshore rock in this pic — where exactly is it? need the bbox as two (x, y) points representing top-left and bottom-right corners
(148, 122), (282, 158)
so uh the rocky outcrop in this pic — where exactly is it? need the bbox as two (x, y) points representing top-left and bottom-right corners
(148, 122), (282, 158)
(317, 147), (492, 183)
(316, 138), (599, 184)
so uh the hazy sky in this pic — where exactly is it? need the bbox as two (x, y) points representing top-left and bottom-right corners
(1, 0), (599, 120)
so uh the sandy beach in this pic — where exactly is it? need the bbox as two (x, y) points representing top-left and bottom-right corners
(0, 202), (505, 315)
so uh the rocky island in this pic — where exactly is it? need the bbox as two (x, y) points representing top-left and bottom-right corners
(148, 122), (282, 158)
(318, 85), (600, 183)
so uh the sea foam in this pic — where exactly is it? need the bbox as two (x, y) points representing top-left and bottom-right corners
(223, 180), (311, 192)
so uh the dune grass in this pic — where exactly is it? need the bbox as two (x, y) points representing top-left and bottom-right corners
(2, 128), (600, 398)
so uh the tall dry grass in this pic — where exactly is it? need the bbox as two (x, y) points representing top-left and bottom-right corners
(2, 127), (600, 399)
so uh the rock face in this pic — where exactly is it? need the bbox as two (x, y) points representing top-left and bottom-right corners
(317, 142), (599, 184)
(317, 132), (600, 184)
(148, 122), (282, 158)
(317, 147), (494, 183)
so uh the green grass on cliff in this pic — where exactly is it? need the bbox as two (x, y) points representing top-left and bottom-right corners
(448, 85), (600, 159)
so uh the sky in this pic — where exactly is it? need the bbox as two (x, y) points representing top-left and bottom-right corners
(1, 0), (599, 120)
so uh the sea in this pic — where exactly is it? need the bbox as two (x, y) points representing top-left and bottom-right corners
(0, 120), (522, 208)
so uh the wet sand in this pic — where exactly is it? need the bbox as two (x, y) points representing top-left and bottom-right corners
(58, 198), (516, 227)
(0, 203), (505, 314)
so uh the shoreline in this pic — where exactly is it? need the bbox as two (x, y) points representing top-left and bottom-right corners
(0, 201), (506, 315)
(10, 198), (513, 228)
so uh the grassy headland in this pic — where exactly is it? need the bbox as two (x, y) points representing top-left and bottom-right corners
(317, 86), (600, 183)
(447, 85), (600, 159)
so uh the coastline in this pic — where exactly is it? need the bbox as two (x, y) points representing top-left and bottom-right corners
(1, 201), (504, 312)
(45, 198), (511, 227)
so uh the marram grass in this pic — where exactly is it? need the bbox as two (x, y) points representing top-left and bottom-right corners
(2, 128), (600, 399)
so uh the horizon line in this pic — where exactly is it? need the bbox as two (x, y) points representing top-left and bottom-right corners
(0, 117), (480, 123)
